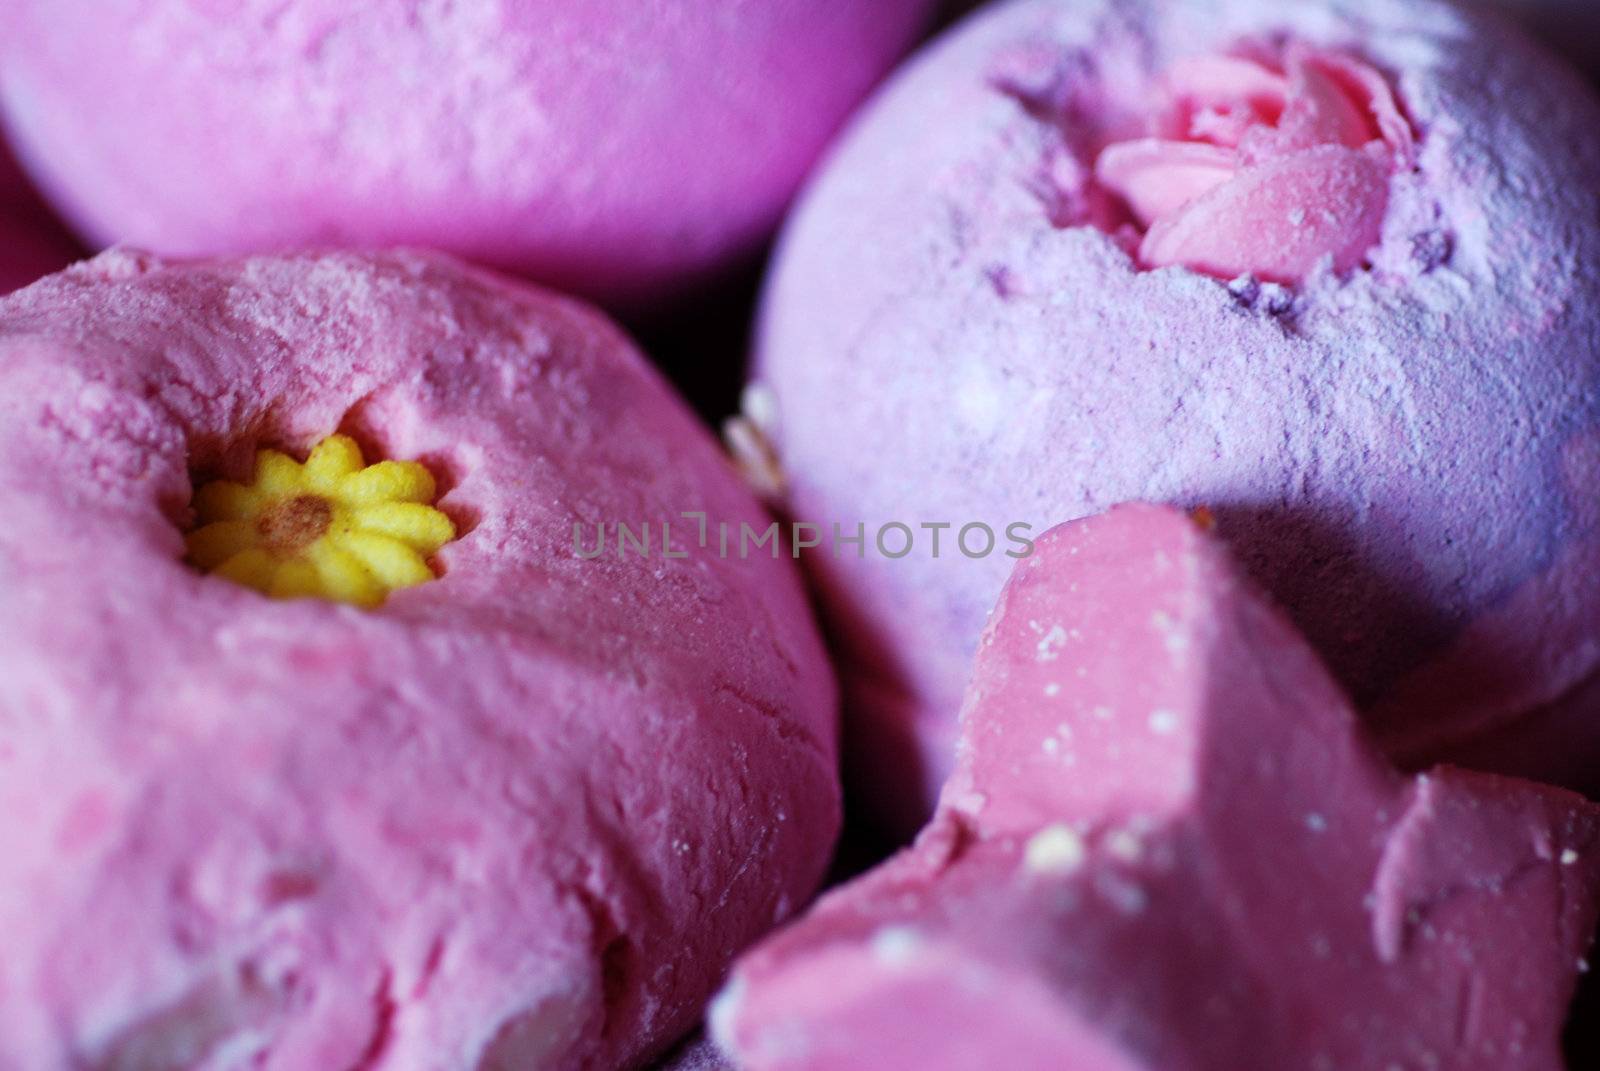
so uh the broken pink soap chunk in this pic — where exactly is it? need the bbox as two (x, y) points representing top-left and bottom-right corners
(0, 250), (840, 1070)
(714, 506), (1600, 1071)
(1095, 44), (1413, 281)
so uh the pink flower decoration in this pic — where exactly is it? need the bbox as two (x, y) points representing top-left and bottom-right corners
(1096, 44), (1414, 283)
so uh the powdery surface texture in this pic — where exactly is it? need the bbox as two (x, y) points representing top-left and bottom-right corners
(714, 505), (1600, 1071)
(0, 0), (936, 307)
(0, 249), (840, 1070)
(752, 0), (1600, 833)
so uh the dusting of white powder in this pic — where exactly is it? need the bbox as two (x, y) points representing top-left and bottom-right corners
(1025, 825), (1088, 874)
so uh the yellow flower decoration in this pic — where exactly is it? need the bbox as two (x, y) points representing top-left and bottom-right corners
(186, 434), (456, 607)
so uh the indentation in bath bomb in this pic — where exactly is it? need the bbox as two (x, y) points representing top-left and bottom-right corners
(185, 434), (457, 607)
(1094, 42), (1414, 283)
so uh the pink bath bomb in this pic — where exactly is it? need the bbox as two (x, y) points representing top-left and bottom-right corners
(749, 0), (1600, 833)
(0, 137), (77, 293)
(714, 506), (1600, 1070)
(0, 1), (936, 308)
(0, 250), (839, 1068)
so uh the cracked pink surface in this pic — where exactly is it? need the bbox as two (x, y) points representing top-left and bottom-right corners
(0, 1), (937, 309)
(714, 506), (1600, 1071)
(753, 0), (1600, 835)
(0, 250), (840, 1069)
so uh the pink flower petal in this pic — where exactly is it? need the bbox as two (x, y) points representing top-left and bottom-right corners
(1312, 50), (1416, 163)
(1095, 43), (1412, 284)
(1138, 144), (1389, 282)
(1165, 53), (1289, 107)
(1093, 139), (1238, 226)
(1276, 51), (1379, 151)
(1162, 54), (1289, 147)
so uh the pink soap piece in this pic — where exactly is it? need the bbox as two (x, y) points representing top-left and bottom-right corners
(714, 506), (1600, 1071)
(0, 250), (840, 1069)
(0, 2), (936, 309)
(0, 135), (78, 293)
(751, 0), (1600, 835)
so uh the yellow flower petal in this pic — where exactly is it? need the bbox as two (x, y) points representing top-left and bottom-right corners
(214, 549), (278, 594)
(335, 530), (435, 590)
(269, 559), (323, 600)
(185, 521), (259, 570)
(193, 480), (262, 524)
(348, 502), (456, 555)
(334, 461), (437, 507)
(304, 434), (365, 491)
(255, 450), (307, 496)
(187, 434), (458, 607)
(307, 540), (386, 607)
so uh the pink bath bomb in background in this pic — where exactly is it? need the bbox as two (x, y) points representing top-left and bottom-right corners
(0, 0), (936, 308)
(0, 250), (839, 1068)
(714, 507), (1600, 1070)
(749, 0), (1600, 835)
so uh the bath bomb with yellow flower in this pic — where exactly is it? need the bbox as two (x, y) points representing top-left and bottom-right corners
(0, 249), (839, 1070)
(186, 434), (455, 608)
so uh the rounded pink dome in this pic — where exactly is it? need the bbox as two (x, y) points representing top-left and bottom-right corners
(752, 0), (1600, 835)
(0, 1), (936, 307)
(0, 249), (839, 1069)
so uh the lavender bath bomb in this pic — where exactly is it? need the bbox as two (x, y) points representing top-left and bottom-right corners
(0, 249), (839, 1069)
(748, 0), (1600, 833)
(0, 0), (936, 307)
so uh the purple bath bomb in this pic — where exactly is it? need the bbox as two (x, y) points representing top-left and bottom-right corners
(748, 0), (1600, 834)
(0, 0), (936, 308)
(713, 506), (1600, 1070)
